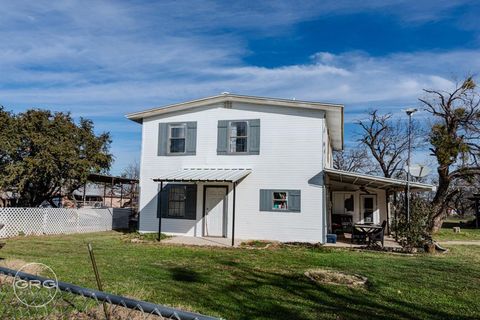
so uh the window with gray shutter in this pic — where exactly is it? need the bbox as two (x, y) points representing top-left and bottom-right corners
(158, 184), (197, 219)
(158, 122), (197, 156)
(217, 119), (260, 155)
(259, 189), (301, 212)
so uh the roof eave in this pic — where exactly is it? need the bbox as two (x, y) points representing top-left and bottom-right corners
(324, 168), (435, 191)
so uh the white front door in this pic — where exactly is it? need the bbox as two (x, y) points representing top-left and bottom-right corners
(204, 187), (227, 237)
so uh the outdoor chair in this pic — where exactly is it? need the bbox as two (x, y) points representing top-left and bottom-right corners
(351, 226), (367, 244)
(368, 220), (387, 247)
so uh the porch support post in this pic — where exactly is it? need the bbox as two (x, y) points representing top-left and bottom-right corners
(158, 181), (164, 241)
(111, 177), (114, 207)
(103, 182), (106, 207)
(386, 190), (391, 235)
(131, 182), (135, 209)
(393, 191), (398, 241)
(120, 184), (123, 208)
(231, 182), (237, 247)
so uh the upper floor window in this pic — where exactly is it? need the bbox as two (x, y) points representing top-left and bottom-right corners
(229, 121), (248, 153)
(168, 124), (186, 154)
(158, 121), (196, 156)
(217, 119), (260, 155)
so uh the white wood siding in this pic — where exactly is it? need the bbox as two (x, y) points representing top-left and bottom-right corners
(138, 102), (326, 243)
(323, 124), (333, 168)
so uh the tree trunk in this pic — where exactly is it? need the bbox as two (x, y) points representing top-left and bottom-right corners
(48, 198), (58, 208)
(428, 205), (446, 233)
(430, 216), (444, 233)
(427, 166), (451, 234)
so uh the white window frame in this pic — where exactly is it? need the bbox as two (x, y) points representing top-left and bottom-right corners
(272, 191), (289, 211)
(228, 121), (249, 154)
(168, 123), (187, 154)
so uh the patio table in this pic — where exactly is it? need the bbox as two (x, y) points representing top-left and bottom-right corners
(353, 224), (383, 246)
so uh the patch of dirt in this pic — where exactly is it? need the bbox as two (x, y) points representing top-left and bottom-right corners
(0, 259), (48, 287)
(282, 242), (323, 249)
(305, 269), (367, 288)
(65, 304), (179, 319)
(0, 259), (45, 274)
(240, 240), (279, 249)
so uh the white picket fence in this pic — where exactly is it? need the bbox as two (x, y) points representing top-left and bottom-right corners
(0, 207), (131, 238)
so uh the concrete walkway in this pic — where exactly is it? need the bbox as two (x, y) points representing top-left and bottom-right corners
(324, 234), (402, 249)
(438, 240), (480, 246)
(163, 236), (245, 247)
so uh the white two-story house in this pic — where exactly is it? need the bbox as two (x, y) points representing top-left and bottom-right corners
(127, 94), (433, 244)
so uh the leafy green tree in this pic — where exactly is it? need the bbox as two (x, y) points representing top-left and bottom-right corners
(420, 76), (480, 232)
(0, 107), (17, 171)
(395, 196), (433, 250)
(0, 109), (112, 207)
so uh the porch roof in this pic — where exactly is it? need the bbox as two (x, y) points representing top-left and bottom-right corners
(153, 168), (252, 183)
(324, 168), (435, 192)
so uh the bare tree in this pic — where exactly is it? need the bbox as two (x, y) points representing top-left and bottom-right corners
(356, 110), (426, 237)
(419, 76), (480, 232)
(122, 159), (140, 180)
(333, 148), (370, 172)
(357, 110), (416, 179)
(448, 178), (479, 218)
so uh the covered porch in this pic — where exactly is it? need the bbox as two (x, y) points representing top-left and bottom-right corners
(324, 168), (434, 246)
(153, 168), (251, 246)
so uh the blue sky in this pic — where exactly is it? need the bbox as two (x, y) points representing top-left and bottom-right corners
(1, 1), (479, 174)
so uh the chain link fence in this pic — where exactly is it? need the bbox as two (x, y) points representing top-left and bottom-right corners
(0, 266), (221, 320)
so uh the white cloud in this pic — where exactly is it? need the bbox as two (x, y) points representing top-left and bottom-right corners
(1, 0), (479, 173)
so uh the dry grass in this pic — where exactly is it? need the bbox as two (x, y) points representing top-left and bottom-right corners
(305, 269), (368, 288)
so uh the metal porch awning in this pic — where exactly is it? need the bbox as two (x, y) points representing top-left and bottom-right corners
(324, 168), (435, 192)
(153, 168), (252, 183)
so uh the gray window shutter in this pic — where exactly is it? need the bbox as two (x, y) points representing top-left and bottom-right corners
(217, 120), (228, 155)
(158, 123), (168, 156)
(249, 119), (260, 155)
(288, 190), (301, 212)
(259, 189), (273, 211)
(185, 184), (197, 220)
(158, 185), (170, 218)
(185, 122), (197, 155)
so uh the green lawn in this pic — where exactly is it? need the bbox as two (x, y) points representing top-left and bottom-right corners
(1, 232), (480, 320)
(434, 216), (480, 241)
(434, 228), (480, 241)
